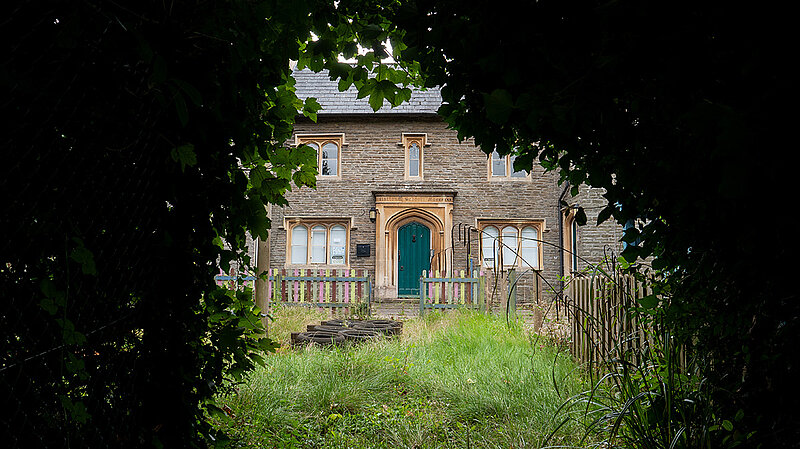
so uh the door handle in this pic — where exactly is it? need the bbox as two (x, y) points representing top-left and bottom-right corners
(400, 266), (404, 271)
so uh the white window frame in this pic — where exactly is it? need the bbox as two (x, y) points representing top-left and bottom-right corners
(296, 133), (344, 179)
(478, 220), (543, 270)
(286, 218), (351, 267)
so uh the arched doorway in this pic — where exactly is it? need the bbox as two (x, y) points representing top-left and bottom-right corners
(372, 192), (455, 299)
(397, 222), (431, 296)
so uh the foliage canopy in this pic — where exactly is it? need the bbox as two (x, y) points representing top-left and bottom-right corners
(1, 1), (412, 446)
(373, 0), (797, 445)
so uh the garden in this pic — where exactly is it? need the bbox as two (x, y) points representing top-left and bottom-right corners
(211, 309), (592, 448)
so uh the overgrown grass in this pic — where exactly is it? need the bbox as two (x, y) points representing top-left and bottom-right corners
(212, 309), (591, 448)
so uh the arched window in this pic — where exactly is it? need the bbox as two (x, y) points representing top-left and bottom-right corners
(321, 142), (338, 176)
(297, 135), (343, 178)
(290, 225), (308, 264)
(329, 225), (346, 265)
(288, 220), (350, 265)
(408, 143), (420, 177)
(403, 134), (425, 179)
(311, 225), (327, 263)
(491, 151), (506, 177)
(482, 226), (499, 268)
(520, 226), (539, 269)
(480, 221), (543, 270)
(502, 226), (518, 267)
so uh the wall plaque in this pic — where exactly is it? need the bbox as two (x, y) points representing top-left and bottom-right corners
(356, 244), (371, 257)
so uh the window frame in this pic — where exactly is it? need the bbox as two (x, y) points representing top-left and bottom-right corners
(478, 219), (543, 270)
(285, 218), (351, 267)
(296, 133), (344, 180)
(488, 150), (531, 181)
(401, 133), (427, 180)
(562, 209), (579, 274)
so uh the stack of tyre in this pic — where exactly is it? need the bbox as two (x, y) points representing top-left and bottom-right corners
(291, 319), (403, 347)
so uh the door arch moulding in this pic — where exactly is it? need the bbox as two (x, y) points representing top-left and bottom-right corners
(372, 191), (455, 300)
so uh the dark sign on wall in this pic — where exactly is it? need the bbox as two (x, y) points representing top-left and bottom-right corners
(356, 244), (370, 257)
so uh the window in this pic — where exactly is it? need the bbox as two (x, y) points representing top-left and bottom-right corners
(562, 209), (579, 273)
(296, 134), (343, 178)
(402, 133), (426, 180)
(287, 220), (349, 265)
(479, 221), (541, 269)
(489, 150), (529, 180)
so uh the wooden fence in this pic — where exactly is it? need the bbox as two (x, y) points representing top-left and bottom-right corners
(568, 274), (654, 366)
(214, 269), (372, 315)
(266, 268), (371, 314)
(419, 270), (485, 315)
(214, 274), (256, 291)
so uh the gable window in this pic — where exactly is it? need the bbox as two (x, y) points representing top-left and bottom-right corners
(479, 220), (542, 269)
(401, 133), (426, 180)
(287, 220), (349, 265)
(489, 150), (529, 180)
(296, 134), (343, 178)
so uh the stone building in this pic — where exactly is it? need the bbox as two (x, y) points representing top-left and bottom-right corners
(253, 68), (623, 322)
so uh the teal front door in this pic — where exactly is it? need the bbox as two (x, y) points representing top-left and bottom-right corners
(398, 222), (431, 296)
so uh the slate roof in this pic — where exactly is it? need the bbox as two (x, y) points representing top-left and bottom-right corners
(293, 68), (442, 115)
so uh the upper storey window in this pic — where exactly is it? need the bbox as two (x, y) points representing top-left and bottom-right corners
(401, 133), (427, 180)
(489, 150), (529, 180)
(296, 134), (343, 179)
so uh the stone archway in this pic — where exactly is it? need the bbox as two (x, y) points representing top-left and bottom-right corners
(373, 192), (455, 299)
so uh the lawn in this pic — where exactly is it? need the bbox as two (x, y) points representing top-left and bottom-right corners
(211, 309), (591, 448)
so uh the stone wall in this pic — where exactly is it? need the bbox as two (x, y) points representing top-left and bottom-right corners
(250, 114), (622, 333)
(567, 185), (624, 275)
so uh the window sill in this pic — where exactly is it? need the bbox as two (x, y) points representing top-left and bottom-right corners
(488, 177), (531, 182)
(284, 264), (352, 270)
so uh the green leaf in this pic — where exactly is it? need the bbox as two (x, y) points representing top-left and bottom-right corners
(652, 257), (668, 271)
(40, 298), (58, 315)
(170, 144), (197, 172)
(574, 207), (587, 226)
(249, 165), (268, 189)
(483, 89), (514, 124)
(302, 97), (321, 122)
(172, 78), (202, 106)
(70, 246), (96, 275)
(637, 294), (659, 309)
(368, 89), (385, 111)
(597, 205), (614, 225)
(722, 420), (734, 432)
(212, 236), (224, 249)
(338, 77), (353, 92)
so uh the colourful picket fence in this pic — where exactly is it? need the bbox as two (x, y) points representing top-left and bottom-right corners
(214, 273), (256, 293)
(266, 268), (371, 315)
(419, 270), (485, 315)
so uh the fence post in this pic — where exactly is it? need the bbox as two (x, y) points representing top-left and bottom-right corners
(367, 274), (372, 316)
(419, 270), (426, 316)
(508, 269), (517, 316)
(478, 271), (486, 313)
